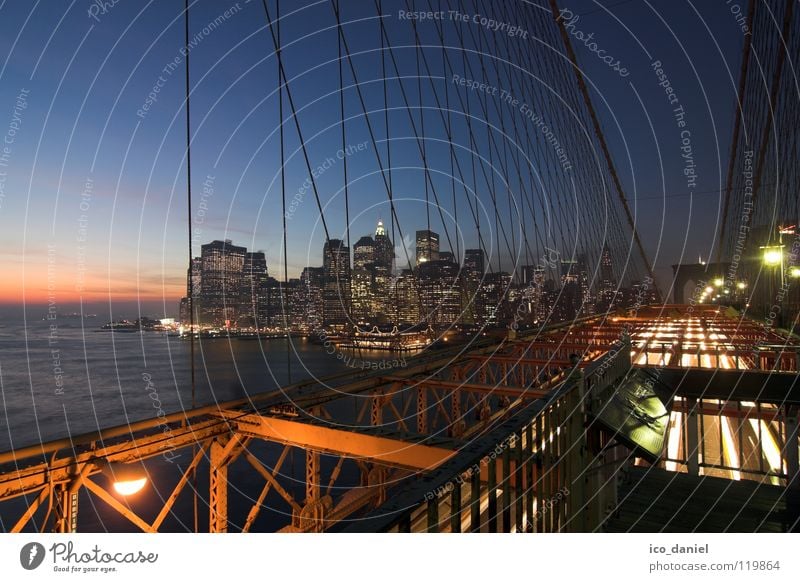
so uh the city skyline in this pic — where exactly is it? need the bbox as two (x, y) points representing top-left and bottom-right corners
(178, 219), (658, 332)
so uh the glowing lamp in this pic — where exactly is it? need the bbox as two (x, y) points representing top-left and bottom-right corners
(790, 267), (800, 279)
(713, 278), (724, 287)
(102, 462), (148, 496)
(762, 247), (783, 266)
(736, 281), (746, 290)
(704, 286), (714, 294)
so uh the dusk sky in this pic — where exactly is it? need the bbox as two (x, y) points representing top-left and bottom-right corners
(0, 0), (746, 316)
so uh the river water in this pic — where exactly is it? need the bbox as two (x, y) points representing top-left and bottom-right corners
(0, 318), (399, 451)
(0, 317), (408, 531)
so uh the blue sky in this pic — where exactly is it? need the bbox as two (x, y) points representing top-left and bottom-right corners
(0, 0), (746, 315)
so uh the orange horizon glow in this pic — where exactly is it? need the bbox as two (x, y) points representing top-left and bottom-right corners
(0, 261), (184, 305)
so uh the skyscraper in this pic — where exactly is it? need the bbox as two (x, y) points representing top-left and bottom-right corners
(323, 239), (351, 329)
(265, 277), (297, 330)
(188, 257), (202, 298)
(301, 266), (324, 331)
(242, 251), (269, 327)
(419, 259), (461, 326)
(373, 220), (394, 270)
(519, 265), (545, 325)
(415, 230), (439, 265)
(480, 272), (512, 325)
(180, 257), (203, 324)
(352, 235), (376, 324)
(596, 244), (618, 313)
(394, 269), (420, 326)
(463, 249), (485, 274)
(557, 259), (582, 321)
(200, 239), (246, 325)
(372, 221), (394, 322)
(353, 235), (376, 269)
(599, 244), (615, 287)
(462, 249), (485, 324)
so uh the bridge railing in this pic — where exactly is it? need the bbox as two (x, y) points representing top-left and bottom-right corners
(661, 396), (800, 486)
(343, 340), (634, 533)
(635, 342), (799, 371)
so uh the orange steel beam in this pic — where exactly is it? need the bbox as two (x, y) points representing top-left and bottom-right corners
(220, 412), (455, 470)
(0, 420), (229, 500)
(382, 376), (551, 399)
(151, 444), (208, 531)
(467, 355), (597, 366)
(11, 486), (49, 533)
(83, 477), (155, 533)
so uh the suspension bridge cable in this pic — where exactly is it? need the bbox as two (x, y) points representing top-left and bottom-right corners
(549, 0), (661, 299)
(717, 0), (756, 267)
(330, 0), (427, 320)
(183, 0), (199, 534)
(277, 0), (292, 384)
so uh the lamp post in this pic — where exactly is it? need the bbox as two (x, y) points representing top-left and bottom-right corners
(761, 244), (785, 324)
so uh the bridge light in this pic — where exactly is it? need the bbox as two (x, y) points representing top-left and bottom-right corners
(761, 246), (783, 266)
(102, 461), (148, 496)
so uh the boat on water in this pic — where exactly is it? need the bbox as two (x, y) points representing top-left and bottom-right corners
(327, 325), (434, 352)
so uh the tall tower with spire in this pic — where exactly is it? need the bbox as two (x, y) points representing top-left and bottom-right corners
(373, 220), (394, 271)
(372, 220), (395, 323)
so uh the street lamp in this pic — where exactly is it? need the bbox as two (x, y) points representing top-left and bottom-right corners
(790, 267), (800, 279)
(713, 278), (724, 287)
(761, 246), (783, 267)
(101, 461), (148, 496)
(760, 244), (786, 324)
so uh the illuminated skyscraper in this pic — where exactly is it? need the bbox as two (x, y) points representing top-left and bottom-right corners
(394, 269), (420, 326)
(353, 236), (376, 269)
(352, 235), (376, 324)
(462, 249), (485, 324)
(301, 266), (324, 331)
(415, 230), (439, 265)
(180, 257), (203, 324)
(480, 272), (512, 325)
(242, 251), (269, 326)
(372, 221), (394, 321)
(373, 220), (394, 270)
(463, 249), (485, 274)
(419, 259), (461, 325)
(597, 244), (618, 313)
(323, 239), (351, 329)
(519, 265), (545, 324)
(200, 239), (246, 325)
(599, 244), (615, 288)
(188, 257), (202, 298)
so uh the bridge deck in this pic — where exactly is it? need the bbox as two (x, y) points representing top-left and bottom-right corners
(605, 466), (798, 532)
